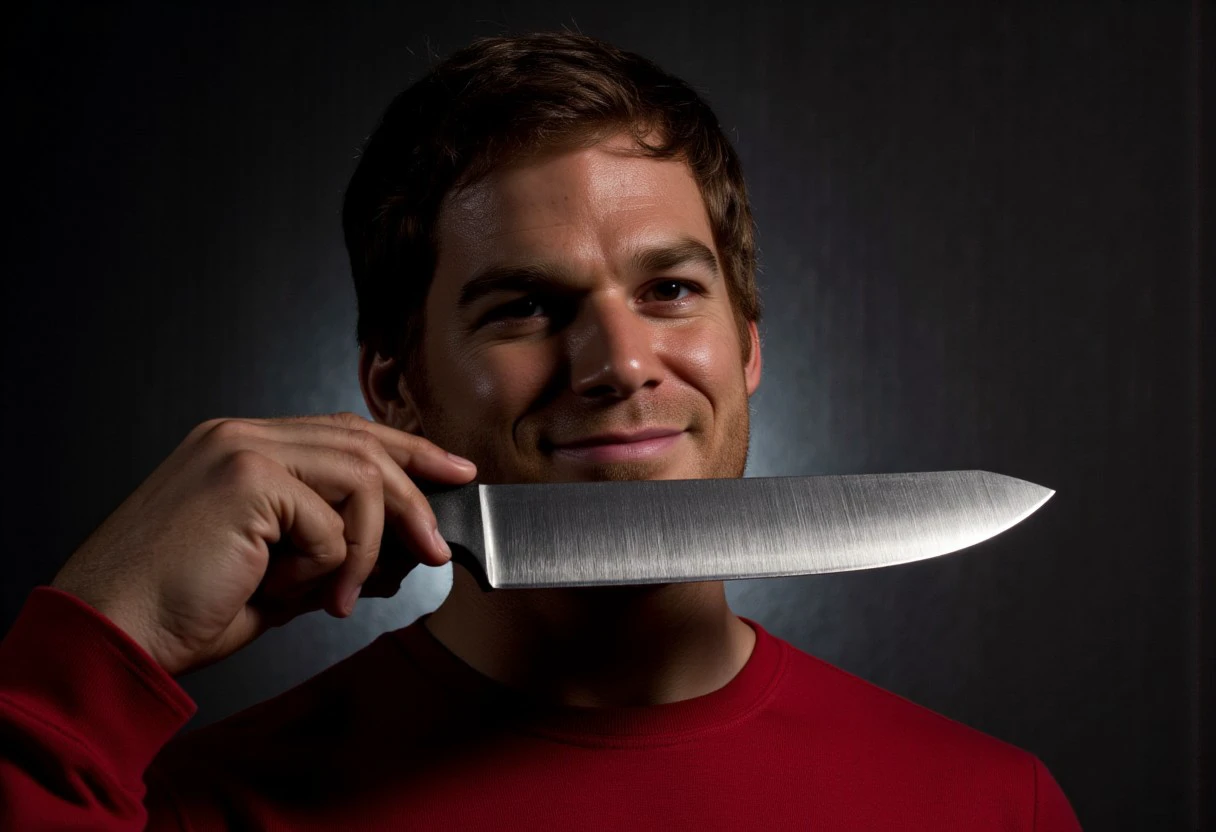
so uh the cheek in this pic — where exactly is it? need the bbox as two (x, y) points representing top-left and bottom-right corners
(456, 344), (552, 410)
(668, 325), (734, 392)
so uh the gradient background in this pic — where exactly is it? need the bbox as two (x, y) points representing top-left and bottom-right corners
(1, 2), (1209, 828)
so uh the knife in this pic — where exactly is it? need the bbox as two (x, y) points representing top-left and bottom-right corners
(419, 470), (1054, 591)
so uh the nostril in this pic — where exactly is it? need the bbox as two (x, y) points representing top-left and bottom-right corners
(581, 385), (621, 400)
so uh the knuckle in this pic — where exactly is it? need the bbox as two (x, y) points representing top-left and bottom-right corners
(190, 417), (225, 435)
(187, 417), (231, 444)
(352, 459), (381, 484)
(345, 427), (381, 457)
(206, 418), (253, 446)
(417, 435), (447, 456)
(222, 447), (271, 483)
(333, 411), (367, 430)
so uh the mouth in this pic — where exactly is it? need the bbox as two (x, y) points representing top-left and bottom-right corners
(549, 430), (686, 463)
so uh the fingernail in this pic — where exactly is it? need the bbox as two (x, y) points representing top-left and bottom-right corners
(446, 452), (476, 469)
(432, 527), (452, 559)
(344, 583), (362, 616)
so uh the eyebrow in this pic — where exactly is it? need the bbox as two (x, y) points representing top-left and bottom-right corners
(455, 235), (722, 313)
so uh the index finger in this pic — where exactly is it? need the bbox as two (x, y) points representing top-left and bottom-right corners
(266, 411), (477, 481)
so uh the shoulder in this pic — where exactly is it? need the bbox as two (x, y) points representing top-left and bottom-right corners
(770, 636), (1037, 773)
(758, 640), (1082, 828)
(752, 636), (1079, 824)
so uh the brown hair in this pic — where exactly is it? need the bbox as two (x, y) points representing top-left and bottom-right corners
(342, 31), (763, 394)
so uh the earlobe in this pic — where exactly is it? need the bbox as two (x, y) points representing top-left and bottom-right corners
(358, 345), (424, 433)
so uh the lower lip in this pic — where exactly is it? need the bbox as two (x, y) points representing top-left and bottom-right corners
(552, 432), (685, 463)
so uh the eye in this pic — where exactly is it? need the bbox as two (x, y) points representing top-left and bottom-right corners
(646, 279), (700, 302)
(487, 297), (546, 322)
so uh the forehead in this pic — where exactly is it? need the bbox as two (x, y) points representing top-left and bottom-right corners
(431, 135), (715, 292)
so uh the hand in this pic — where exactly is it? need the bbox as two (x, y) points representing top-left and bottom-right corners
(50, 412), (476, 677)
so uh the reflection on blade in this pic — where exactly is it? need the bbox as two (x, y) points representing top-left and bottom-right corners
(461, 470), (1054, 589)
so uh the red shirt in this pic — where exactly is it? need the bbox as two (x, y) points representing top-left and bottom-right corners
(1, 587), (1081, 830)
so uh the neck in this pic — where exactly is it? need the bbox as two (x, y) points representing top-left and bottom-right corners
(423, 564), (756, 708)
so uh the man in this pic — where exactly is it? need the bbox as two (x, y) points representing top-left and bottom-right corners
(0, 31), (1081, 829)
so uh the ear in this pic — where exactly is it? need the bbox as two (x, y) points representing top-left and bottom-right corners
(743, 319), (762, 396)
(359, 344), (424, 434)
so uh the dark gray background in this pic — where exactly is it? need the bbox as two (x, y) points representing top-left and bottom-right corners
(1, 2), (1208, 829)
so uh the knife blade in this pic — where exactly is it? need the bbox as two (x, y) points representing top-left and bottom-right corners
(422, 470), (1054, 591)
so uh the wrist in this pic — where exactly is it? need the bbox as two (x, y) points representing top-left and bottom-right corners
(53, 581), (171, 671)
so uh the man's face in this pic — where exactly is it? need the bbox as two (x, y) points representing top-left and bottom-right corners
(400, 132), (761, 485)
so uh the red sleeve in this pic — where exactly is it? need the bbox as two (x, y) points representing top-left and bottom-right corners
(1033, 755), (1083, 830)
(0, 587), (197, 831)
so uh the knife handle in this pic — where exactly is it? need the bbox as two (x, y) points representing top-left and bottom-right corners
(420, 481), (494, 592)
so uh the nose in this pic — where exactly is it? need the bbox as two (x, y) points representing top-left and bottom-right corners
(566, 294), (664, 400)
